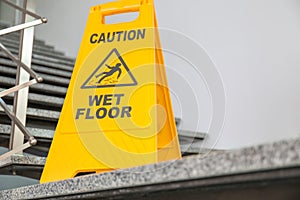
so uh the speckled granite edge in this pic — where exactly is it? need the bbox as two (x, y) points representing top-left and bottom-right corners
(0, 155), (46, 168)
(1, 137), (300, 200)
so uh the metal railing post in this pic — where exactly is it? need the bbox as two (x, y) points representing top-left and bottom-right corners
(0, 0), (47, 160)
(9, 0), (34, 152)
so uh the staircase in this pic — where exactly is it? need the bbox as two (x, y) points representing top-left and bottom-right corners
(0, 24), (207, 180)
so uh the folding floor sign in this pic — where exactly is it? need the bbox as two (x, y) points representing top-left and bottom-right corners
(40, 0), (181, 183)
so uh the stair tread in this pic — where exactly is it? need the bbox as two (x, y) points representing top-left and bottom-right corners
(0, 104), (60, 121)
(0, 76), (67, 96)
(0, 41), (75, 63)
(0, 57), (72, 78)
(0, 65), (70, 86)
(0, 124), (54, 139)
(0, 46), (75, 66)
(0, 154), (46, 167)
(0, 37), (57, 51)
(0, 87), (64, 108)
(0, 51), (74, 71)
(178, 130), (207, 139)
(0, 31), (47, 45)
(0, 153), (45, 179)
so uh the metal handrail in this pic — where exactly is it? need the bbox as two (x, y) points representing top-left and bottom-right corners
(0, 0), (47, 160)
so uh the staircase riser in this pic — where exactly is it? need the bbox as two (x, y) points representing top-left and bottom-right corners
(0, 39), (64, 57)
(0, 46), (75, 65)
(0, 31), (46, 45)
(0, 52), (74, 72)
(0, 58), (72, 78)
(0, 37), (55, 51)
(0, 76), (67, 97)
(0, 65), (70, 87)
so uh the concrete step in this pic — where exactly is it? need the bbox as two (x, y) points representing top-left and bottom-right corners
(178, 130), (207, 155)
(29, 55), (74, 71)
(0, 52), (74, 72)
(0, 75), (67, 97)
(0, 29), (46, 45)
(0, 104), (60, 122)
(0, 65), (70, 87)
(0, 88), (64, 109)
(0, 57), (72, 78)
(0, 153), (45, 179)
(2, 138), (299, 199)
(0, 125), (54, 140)
(0, 38), (65, 58)
(0, 37), (57, 53)
(178, 130), (206, 139)
(32, 53), (75, 68)
(0, 44), (75, 66)
(0, 125), (53, 157)
(2, 41), (75, 64)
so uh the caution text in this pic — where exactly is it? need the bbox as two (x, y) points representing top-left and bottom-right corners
(90, 29), (146, 44)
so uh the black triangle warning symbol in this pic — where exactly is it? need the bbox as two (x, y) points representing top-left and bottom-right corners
(81, 48), (138, 89)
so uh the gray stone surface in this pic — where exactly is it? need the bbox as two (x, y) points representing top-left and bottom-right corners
(27, 93), (64, 108)
(30, 56), (74, 71)
(33, 53), (75, 66)
(0, 38), (63, 56)
(0, 51), (74, 71)
(177, 129), (206, 139)
(180, 141), (210, 153)
(0, 87), (64, 108)
(178, 130), (207, 154)
(27, 107), (60, 121)
(0, 154), (46, 180)
(0, 137), (299, 200)
(0, 125), (54, 139)
(0, 58), (72, 78)
(0, 31), (46, 45)
(0, 154), (46, 168)
(0, 37), (60, 52)
(0, 39), (75, 64)
(0, 76), (67, 96)
(0, 104), (60, 121)
(0, 66), (70, 86)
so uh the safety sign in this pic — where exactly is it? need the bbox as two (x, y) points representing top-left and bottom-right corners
(81, 48), (137, 88)
(40, 0), (181, 183)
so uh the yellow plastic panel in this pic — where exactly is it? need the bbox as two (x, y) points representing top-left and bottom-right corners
(40, 0), (181, 183)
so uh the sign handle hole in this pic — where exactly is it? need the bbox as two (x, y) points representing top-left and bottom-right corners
(103, 12), (140, 25)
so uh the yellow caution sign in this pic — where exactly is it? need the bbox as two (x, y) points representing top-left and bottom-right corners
(40, 0), (181, 183)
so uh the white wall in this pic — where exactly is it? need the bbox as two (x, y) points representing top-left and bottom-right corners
(35, 0), (108, 57)
(0, 1), (16, 25)
(35, 0), (300, 149)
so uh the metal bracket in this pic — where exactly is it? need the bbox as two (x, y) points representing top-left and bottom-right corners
(0, 43), (43, 81)
(0, 142), (31, 160)
(0, 79), (37, 98)
(0, 98), (36, 160)
(0, 18), (45, 36)
(0, 98), (36, 141)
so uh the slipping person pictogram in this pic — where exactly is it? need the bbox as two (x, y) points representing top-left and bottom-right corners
(81, 48), (137, 89)
(96, 63), (122, 84)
